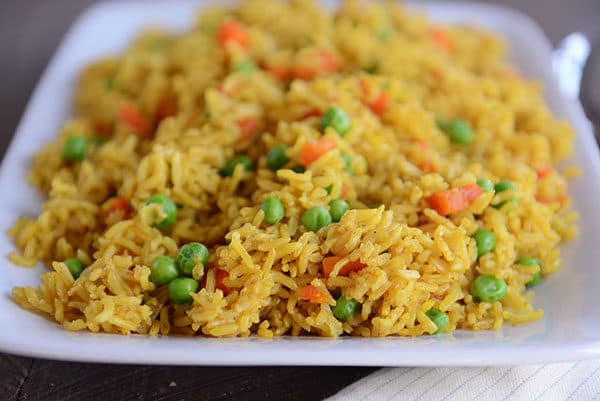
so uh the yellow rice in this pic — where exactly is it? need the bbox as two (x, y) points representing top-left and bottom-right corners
(9, 0), (578, 337)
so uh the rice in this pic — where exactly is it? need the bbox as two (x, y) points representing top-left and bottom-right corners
(8, 0), (578, 338)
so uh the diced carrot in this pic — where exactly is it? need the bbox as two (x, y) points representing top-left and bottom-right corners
(292, 49), (338, 80)
(118, 102), (152, 137)
(262, 64), (289, 81)
(341, 184), (348, 200)
(237, 117), (260, 143)
(426, 184), (483, 216)
(461, 183), (484, 202)
(215, 269), (231, 296)
(104, 197), (132, 222)
(321, 256), (367, 278)
(298, 108), (322, 121)
(318, 50), (338, 74)
(537, 164), (551, 179)
(156, 97), (177, 121)
(298, 285), (329, 304)
(299, 138), (336, 166)
(418, 161), (436, 173)
(367, 91), (390, 115)
(430, 27), (454, 52)
(217, 20), (249, 48)
(418, 140), (429, 150)
(292, 66), (316, 81)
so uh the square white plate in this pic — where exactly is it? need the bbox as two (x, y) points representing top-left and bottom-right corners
(1, 0), (599, 366)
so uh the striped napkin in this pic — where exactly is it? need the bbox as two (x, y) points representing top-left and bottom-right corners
(326, 361), (600, 401)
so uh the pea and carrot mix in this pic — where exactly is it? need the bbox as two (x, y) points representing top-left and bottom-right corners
(8, 0), (577, 337)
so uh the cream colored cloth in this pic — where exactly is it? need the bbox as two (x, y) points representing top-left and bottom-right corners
(326, 361), (600, 401)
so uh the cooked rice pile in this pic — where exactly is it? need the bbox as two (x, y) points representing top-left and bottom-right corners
(9, 0), (578, 337)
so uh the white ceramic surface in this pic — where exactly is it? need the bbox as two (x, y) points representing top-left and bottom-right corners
(1, 0), (599, 366)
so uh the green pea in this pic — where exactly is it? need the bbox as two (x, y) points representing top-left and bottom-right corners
(472, 229), (496, 257)
(261, 197), (285, 225)
(494, 180), (516, 193)
(332, 296), (360, 321)
(517, 257), (542, 288)
(470, 275), (507, 302)
(425, 308), (449, 334)
(329, 199), (349, 222)
(301, 206), (332, 232)
(438, 119), (474, 145)
(176, 242), (209, 276)
(526, 271), (542, 288)
(493, 198), (520, 210)
(320, 107), (351, 136)
(168, 278), (199, 305)
(220, 155), (253, 177)
(146, 194), (177, 229)
(64, 258), (85, 279)
(476, 178), (495, 192)
(232, 60), (257, 73)
(325, 184), (342, 198)
(266, 145), (290, 171)
(517, 256), (541, 267)
(150, 255), (178, 286)
(291, 165), (306, 173)
(341, 154), (354, 174)
(62, 136), (88, 162)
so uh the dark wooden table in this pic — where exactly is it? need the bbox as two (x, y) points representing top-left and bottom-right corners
(1, 1), (598, 400)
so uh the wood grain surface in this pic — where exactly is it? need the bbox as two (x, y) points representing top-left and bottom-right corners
(0, 0), (598, 400)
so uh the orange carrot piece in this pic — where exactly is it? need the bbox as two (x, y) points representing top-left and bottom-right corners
(299, 138), (336, 166)
(426, 184), (483, 216)
(418, 161), (436, 173)
(322, 256), (367, 278)
(430, 27), (454, 52)
(367, 91), (390, 115)
(537, 164), (551, 179)
(298, 108), (322, 121)
(318, 50), (338, 74)
(118, 102), (152, 137)
(298, 285), (329, 304)
(292, 49), (338, 80)
(262, 64), (289, 80)
(215, 269), (231, 296)
(104, 197), (132, 223)
(341, 184), (348, 200)
(292, 66), (317, 81)
(217, 21), (249, 48)
(418, 140), (429, 150)
(237, 117), (260, 143)
(461, 183), (484, 202)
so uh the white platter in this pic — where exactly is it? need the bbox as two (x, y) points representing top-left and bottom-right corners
(1, 0), (599, 366)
